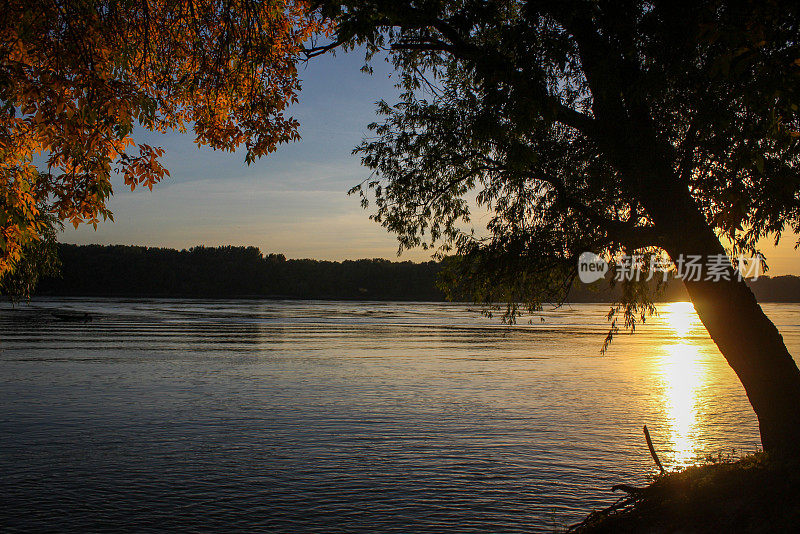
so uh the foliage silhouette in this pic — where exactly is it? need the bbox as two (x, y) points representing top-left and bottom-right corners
(32, 244), (800, 304)
(317, 0), (800, 455)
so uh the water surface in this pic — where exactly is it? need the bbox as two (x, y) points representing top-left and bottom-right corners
(2, 299), (795, 532)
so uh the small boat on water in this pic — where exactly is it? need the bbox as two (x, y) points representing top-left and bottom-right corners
(51, 311), (93, 322)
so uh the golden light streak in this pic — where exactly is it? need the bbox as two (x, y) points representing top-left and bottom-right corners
(655, 302), (707, 467)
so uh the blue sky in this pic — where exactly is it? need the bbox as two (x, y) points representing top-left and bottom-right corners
(62, 49), (436, 261)
(60, 50), (800, 274)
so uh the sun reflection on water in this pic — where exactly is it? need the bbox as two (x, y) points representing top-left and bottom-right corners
(659, 343), (704, 466)
(656, 302), (707, 467)
(663, 301), (700, 338)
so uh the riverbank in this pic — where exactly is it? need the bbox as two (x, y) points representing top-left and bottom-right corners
(569, 452), (800, 533)
(32, 244), (800, 302)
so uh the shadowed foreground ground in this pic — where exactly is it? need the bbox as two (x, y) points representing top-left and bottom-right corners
(569, 453), (800, 533)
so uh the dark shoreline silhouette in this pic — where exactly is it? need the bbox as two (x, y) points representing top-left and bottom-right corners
(32, 244), (800, 302)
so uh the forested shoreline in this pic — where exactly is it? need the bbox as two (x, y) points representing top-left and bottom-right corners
(32, 244), (800, 302)
(36, 244), (444, 301)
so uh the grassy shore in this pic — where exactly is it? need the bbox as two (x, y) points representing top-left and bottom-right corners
(568, 453), (800, 533)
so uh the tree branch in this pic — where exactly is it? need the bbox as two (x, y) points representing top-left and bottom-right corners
(302, 40), (344, 59)
(396, 18), (601, 138)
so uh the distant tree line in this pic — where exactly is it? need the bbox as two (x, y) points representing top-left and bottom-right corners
(36, 244), (446, 300)
(31, 244), (800, 302)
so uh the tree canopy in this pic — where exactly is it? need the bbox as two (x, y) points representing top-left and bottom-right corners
(322, 0), (800, 316)
(0, 0), (324, 278)
(316, 0), (800, 453)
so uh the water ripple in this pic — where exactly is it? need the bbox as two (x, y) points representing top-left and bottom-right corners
(0, 299), (788, 532)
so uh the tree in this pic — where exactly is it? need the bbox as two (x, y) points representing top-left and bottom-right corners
(316, 1), (800, 455)
(0, 209), (61, 302)
(0, 0), (324, 285)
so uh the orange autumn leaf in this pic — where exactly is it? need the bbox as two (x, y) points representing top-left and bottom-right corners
(0, 0), (329, 276)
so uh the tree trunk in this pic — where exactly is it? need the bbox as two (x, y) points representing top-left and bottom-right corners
(646, 182), (800, 456)
(587, 77), (800, 454)
(682, 275), (800, 456)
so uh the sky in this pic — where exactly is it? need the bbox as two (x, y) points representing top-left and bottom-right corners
(62, 50), (433, 261)
(60, 50), (800, 275)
